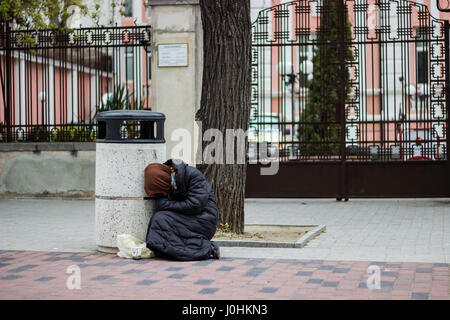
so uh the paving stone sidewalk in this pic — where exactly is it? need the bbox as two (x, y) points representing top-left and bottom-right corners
(1, 198), (449, 263)
(0, 250), (449, 300)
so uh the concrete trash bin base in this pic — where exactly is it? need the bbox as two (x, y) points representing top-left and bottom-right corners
(95, 198), (155, 253)
(94, 111), (166, 253)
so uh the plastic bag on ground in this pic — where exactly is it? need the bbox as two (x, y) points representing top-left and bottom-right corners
(116, 234), (155, 259)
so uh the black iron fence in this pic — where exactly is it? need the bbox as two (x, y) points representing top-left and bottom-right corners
(0, 22), (152, 142)
(250, 0), (448, 162)
(246, 0), (450, 198)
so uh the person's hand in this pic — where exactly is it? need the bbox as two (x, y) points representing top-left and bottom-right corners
(156, 196), (170, 211)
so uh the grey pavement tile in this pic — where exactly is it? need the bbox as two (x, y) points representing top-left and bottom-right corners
(322, 281), (339, 287)
(309, 260), (324, 263)
(1, 274), (24, 280)
(319, 265), (335, 270)
(381, 271), (398, 277)
(218, 258), (235, 261)
(303, 263), (323, 268)
(278, 259), (303, 265)
(169, 273), (187, 279)
(198, 288), (220, 295)
(34, 277), (56, 282)
(259, 287), (278, 293)
(136, 280), (158, 286)
(416, 268), (433, 273)
(122, 269), (145, 275)
(307, 278), (323, 284)
(333, 268), (350, 273)
(244, 267), (268, 277)
(194, 280), (214, 285)
(102, 278), (122, 284)
(112, 261), (131, 267)
(166, 267), (184, 271)
(193, 260), (215, 267)
(131, 259), (152, 264)
(45, 252), (66, 256)
(92, 262), (114, 267)
(296, 271), (313, 276)
(91, 275), (113, 281)
(307, 260), (324, 265)
(0, 263), (11, 268)
(7, 264), (38, 273)
(216, 266), (235, 272)
(43, 257), (65, 262)
(66, 256), (88, 262)
(244, 259), (264, 266)
(0, 257), (15, 262)
(433, 263), (449, 267)
(411, 292), (429, 300)
(381, 281), (395, 288)
(43, 256), (87, 263)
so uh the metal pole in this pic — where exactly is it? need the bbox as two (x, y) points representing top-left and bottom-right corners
(444, 20), (449, 163)
(290, 75), (295, 158)
(337, 0), (347, 200)
(5, 21), (12, 142)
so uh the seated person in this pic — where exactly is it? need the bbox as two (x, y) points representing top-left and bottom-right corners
(144, 158), (220, 260)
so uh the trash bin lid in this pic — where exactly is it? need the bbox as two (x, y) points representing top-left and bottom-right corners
(97, 110), (165, 121)
(96, 110), (166, 143)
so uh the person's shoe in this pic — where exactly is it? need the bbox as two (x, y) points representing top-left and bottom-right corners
(211, 242), (220, 259)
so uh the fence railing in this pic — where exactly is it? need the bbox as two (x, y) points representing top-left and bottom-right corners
(0, 22), (152, 142)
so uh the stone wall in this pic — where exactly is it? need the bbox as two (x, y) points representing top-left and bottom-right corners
(0, 143), (95, 197)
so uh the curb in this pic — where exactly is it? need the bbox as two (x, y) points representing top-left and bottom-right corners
(213, 224), (326, 248)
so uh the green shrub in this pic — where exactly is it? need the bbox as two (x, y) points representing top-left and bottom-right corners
(91, 85), (145, 122)
(26, 126), (51, 142)
(51, 125), (96, 142)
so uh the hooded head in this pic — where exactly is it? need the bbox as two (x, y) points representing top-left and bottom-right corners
(144, 163), (171, 197)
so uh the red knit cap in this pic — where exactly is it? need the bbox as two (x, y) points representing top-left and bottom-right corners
(144, 163), (171, 196)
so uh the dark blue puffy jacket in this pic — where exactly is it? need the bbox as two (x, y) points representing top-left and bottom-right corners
(145, 159), (219, 260)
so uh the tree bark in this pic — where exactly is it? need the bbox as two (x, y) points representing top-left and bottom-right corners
(196, 0), (251, 234)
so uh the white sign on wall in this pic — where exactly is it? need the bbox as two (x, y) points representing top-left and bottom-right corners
(158, 43), (189, 67)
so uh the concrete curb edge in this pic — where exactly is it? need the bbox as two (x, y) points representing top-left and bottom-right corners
(213, 224), (326, 248)
(294, 225), (326, 248)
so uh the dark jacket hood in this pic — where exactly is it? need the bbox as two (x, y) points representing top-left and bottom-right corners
(163, 158), (188, 199)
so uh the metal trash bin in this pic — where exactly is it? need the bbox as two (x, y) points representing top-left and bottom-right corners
(95, 110), (166, 253)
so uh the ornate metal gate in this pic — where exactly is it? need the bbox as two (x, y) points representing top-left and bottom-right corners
(246, 0), (450, 198)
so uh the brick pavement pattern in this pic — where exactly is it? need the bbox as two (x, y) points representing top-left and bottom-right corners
(1, 250), (449, 300)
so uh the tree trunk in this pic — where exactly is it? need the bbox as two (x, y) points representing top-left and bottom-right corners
(196, 0), (251, 234)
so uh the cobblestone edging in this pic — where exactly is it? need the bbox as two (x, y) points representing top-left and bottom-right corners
(213, 225), (326, 248)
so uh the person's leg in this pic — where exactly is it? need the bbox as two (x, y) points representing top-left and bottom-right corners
(146, 210), (212, 261)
